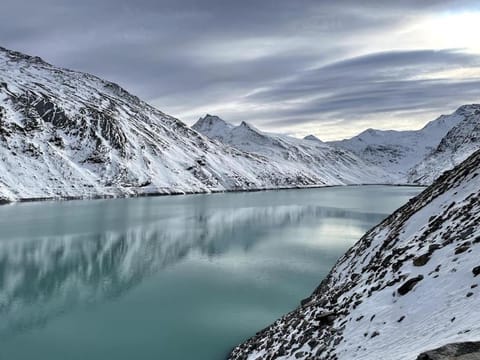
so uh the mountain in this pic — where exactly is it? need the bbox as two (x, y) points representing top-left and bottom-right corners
(408, 105), (480, 184)
(193, 115), (391, 185)
(0, 46), (387, 203)
(303, 134), (323, 143)
(229, 149), (480, 360)
(329, 107), (476, 180)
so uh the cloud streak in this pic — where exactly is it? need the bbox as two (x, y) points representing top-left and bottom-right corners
(1, 0), (480, 139)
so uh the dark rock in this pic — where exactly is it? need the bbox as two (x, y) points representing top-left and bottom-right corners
(398, 275), (424, 295)
(473, 266), (480, 277)
(294, 351), (306, 358)
(416, 341), (480, 359)
(413, 253), (431, 266)
(455, 244), (470, 255)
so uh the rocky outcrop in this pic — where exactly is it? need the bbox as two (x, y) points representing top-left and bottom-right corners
(416, 342), (480, 360)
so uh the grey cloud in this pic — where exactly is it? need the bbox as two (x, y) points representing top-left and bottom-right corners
(241, 49), (480, 127)
(1, 0), (480, 135)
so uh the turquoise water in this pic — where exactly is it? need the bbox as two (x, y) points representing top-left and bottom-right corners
(0, 186), (423, 360)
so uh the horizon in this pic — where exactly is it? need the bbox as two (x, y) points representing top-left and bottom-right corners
(2, 1), (480, 140)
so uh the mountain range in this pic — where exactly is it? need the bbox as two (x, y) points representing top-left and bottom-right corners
(0, 46), (386, 203)
(0, 45), (479, 204)
(194, 106), (480, 187)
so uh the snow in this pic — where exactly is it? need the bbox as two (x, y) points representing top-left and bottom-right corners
(0, 47), (387, 203)
(229, 149), (480, 360)
(408, 105), (480, 184)
(192, 116), (392, 187)
(303, 135), (323, 143)
(1, 45), (479, 203)
(329, 107), (479, 182)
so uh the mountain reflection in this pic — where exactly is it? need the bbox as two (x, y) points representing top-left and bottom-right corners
(0, 201), (384, 337)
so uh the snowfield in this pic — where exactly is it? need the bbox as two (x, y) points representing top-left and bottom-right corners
(229, 149), (480, 360)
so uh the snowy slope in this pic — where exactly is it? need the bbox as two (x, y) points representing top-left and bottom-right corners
(408, 105), (480, 184)
(0, 46), (390, 203)
(229, 149), (480, 360)
(329, 108), (469, 180)
(193, 115), (391, 186)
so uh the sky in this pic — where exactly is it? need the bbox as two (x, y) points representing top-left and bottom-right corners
(2, 1), (480, 140)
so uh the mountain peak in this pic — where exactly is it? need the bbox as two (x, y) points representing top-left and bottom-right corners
(238, 121), (261, 133)
(303, 134), (323, 143)
(454, 104), (480, 116)
(0, 46), (47, 66)
(192, 114), (234, 136)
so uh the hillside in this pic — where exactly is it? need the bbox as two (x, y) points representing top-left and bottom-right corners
(229, 149), (480, 360)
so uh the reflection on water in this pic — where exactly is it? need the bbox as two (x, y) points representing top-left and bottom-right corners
(0, 186), (423, 360)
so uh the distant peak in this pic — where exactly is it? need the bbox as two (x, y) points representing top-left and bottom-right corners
(303, 134), (323, 143)
(238, 121), (262, 133)
(0, 46), (47, 65)
(192, 114), (234, 134)
(199, 114), (226, 123)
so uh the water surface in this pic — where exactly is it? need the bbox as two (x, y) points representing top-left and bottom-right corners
(0, 186), (423, 360)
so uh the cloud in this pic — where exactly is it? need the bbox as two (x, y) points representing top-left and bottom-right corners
(1, 0), (480, 139)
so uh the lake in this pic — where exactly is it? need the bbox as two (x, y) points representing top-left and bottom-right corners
(0, 185), (423, 360)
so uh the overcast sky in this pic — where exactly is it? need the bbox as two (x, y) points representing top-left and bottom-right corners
(2, 1), (480, 140)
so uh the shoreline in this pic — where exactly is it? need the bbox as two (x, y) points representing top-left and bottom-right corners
(0, 182), (425, 207)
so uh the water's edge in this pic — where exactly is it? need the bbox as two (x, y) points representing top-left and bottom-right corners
(1, 183), (422, 206)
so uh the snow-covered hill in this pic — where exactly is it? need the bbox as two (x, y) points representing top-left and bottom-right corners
(408, 105), (480, 184)
(329, 107), (478, 180)
(229, 149), (480, 360)
(193, 115), (391, 186)
(0, 47), (388, 203)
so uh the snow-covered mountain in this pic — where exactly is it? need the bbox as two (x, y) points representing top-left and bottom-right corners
(408, 105), (480, 184)
(194, 107), (480, 188)
(328, 104), (480, 181)
(229, 149), (480, 360)
(0, 46), (388, 203)
(303, 134), (323, 143)
(193, 115), (391, 185)
(329, 106), (479, 180)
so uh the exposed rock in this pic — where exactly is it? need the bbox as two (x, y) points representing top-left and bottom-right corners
(473, 266), (480, 277)
(398, 275), (424, 295)
(416, 341), (480, 359)
(413, 253), (432, 266)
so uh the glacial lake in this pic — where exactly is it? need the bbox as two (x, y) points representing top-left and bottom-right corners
(0, 185), (423, 360)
